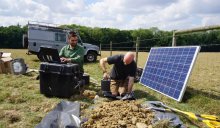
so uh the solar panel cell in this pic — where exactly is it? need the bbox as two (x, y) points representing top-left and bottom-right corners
(140, 46), (200, 101)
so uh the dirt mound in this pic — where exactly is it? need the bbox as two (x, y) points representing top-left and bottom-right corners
(82, 100), (154, 128)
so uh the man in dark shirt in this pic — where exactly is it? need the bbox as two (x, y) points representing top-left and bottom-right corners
(100, 52), (137, 100)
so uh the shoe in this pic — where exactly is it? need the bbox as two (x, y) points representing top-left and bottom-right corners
(103, 91), (117, 100)
(116, 93), (126, 100)
(121, 92), (136, 100)
(116, 95), (122, 100)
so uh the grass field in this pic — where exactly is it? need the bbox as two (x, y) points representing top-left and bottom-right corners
(0, 49), (220, 128)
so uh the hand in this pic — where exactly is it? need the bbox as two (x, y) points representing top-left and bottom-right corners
(60, 57), (65, 62)
(60, 57), (68, 62)
(60, 57), (71, 63)
(103, 72), (110, 80)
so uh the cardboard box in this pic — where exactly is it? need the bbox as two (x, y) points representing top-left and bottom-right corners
(2, 53), (11, 58)
(0, 55), (13, 74)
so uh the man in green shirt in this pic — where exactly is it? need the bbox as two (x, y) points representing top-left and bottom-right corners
(59, 31), (84, 72)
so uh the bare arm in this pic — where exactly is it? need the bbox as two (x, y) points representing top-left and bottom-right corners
(127, 76), (134, 93)
(100, 57), (108, 73)
(100, 57), (110, 79)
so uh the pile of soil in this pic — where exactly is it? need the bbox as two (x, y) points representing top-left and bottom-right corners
(82, 100), (154, 128)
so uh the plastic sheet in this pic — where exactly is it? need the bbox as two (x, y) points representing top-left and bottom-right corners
(142, 101), (185, 128)
(36, 100), (81, 128)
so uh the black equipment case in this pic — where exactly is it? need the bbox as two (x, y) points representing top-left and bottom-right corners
(39, 62), (82, 98)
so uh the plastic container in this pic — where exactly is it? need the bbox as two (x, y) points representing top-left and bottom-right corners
(39, 62), (82, 98)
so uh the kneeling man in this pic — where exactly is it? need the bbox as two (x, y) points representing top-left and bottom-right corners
(100, 52), (137, 100)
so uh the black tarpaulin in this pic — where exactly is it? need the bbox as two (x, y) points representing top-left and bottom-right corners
(36, 100), (80, 128)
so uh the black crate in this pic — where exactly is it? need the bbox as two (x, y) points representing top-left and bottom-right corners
(101, 79), (110, 92)
(39, 62), (82, 98)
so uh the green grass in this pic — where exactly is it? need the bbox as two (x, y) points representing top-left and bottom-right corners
(0, 49), (220, 128)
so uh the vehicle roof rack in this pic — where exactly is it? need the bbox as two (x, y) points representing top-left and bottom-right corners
(28, 21), (72, 31)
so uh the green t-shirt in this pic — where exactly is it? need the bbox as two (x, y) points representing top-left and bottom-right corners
(59, 44), (84, 72)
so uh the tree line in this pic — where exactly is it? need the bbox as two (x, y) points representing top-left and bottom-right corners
(0, 24), (220, 51)
(0, 25), (27, 48)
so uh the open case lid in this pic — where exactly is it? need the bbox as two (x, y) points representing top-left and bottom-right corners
(38, 47), (61, 63)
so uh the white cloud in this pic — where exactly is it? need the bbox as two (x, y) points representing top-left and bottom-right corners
(0, 0), (220, 30)
(0, 0), (51, 25)
(33, 0), (86, 14)
(201, 15), (220, 26)
(0, 16), (27, 26)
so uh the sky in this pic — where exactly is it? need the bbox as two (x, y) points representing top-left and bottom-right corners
(0, 0), (220, 31)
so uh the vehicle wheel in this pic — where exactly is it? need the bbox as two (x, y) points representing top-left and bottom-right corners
(22, 34), (28, 48)
(85, 51), (97, 62)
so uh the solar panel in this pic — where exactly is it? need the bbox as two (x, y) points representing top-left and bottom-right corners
(140, 46), (200, 102)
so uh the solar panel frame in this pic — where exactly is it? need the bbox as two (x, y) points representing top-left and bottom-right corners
(140, 46), (200, 102)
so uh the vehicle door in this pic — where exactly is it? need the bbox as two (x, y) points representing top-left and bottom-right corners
(28, 28), (52, 53)
(77, 35), (86, 55)
(54, 32), (68, 52)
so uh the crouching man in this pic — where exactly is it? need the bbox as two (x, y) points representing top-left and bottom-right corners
(99, 52), (137, 100)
